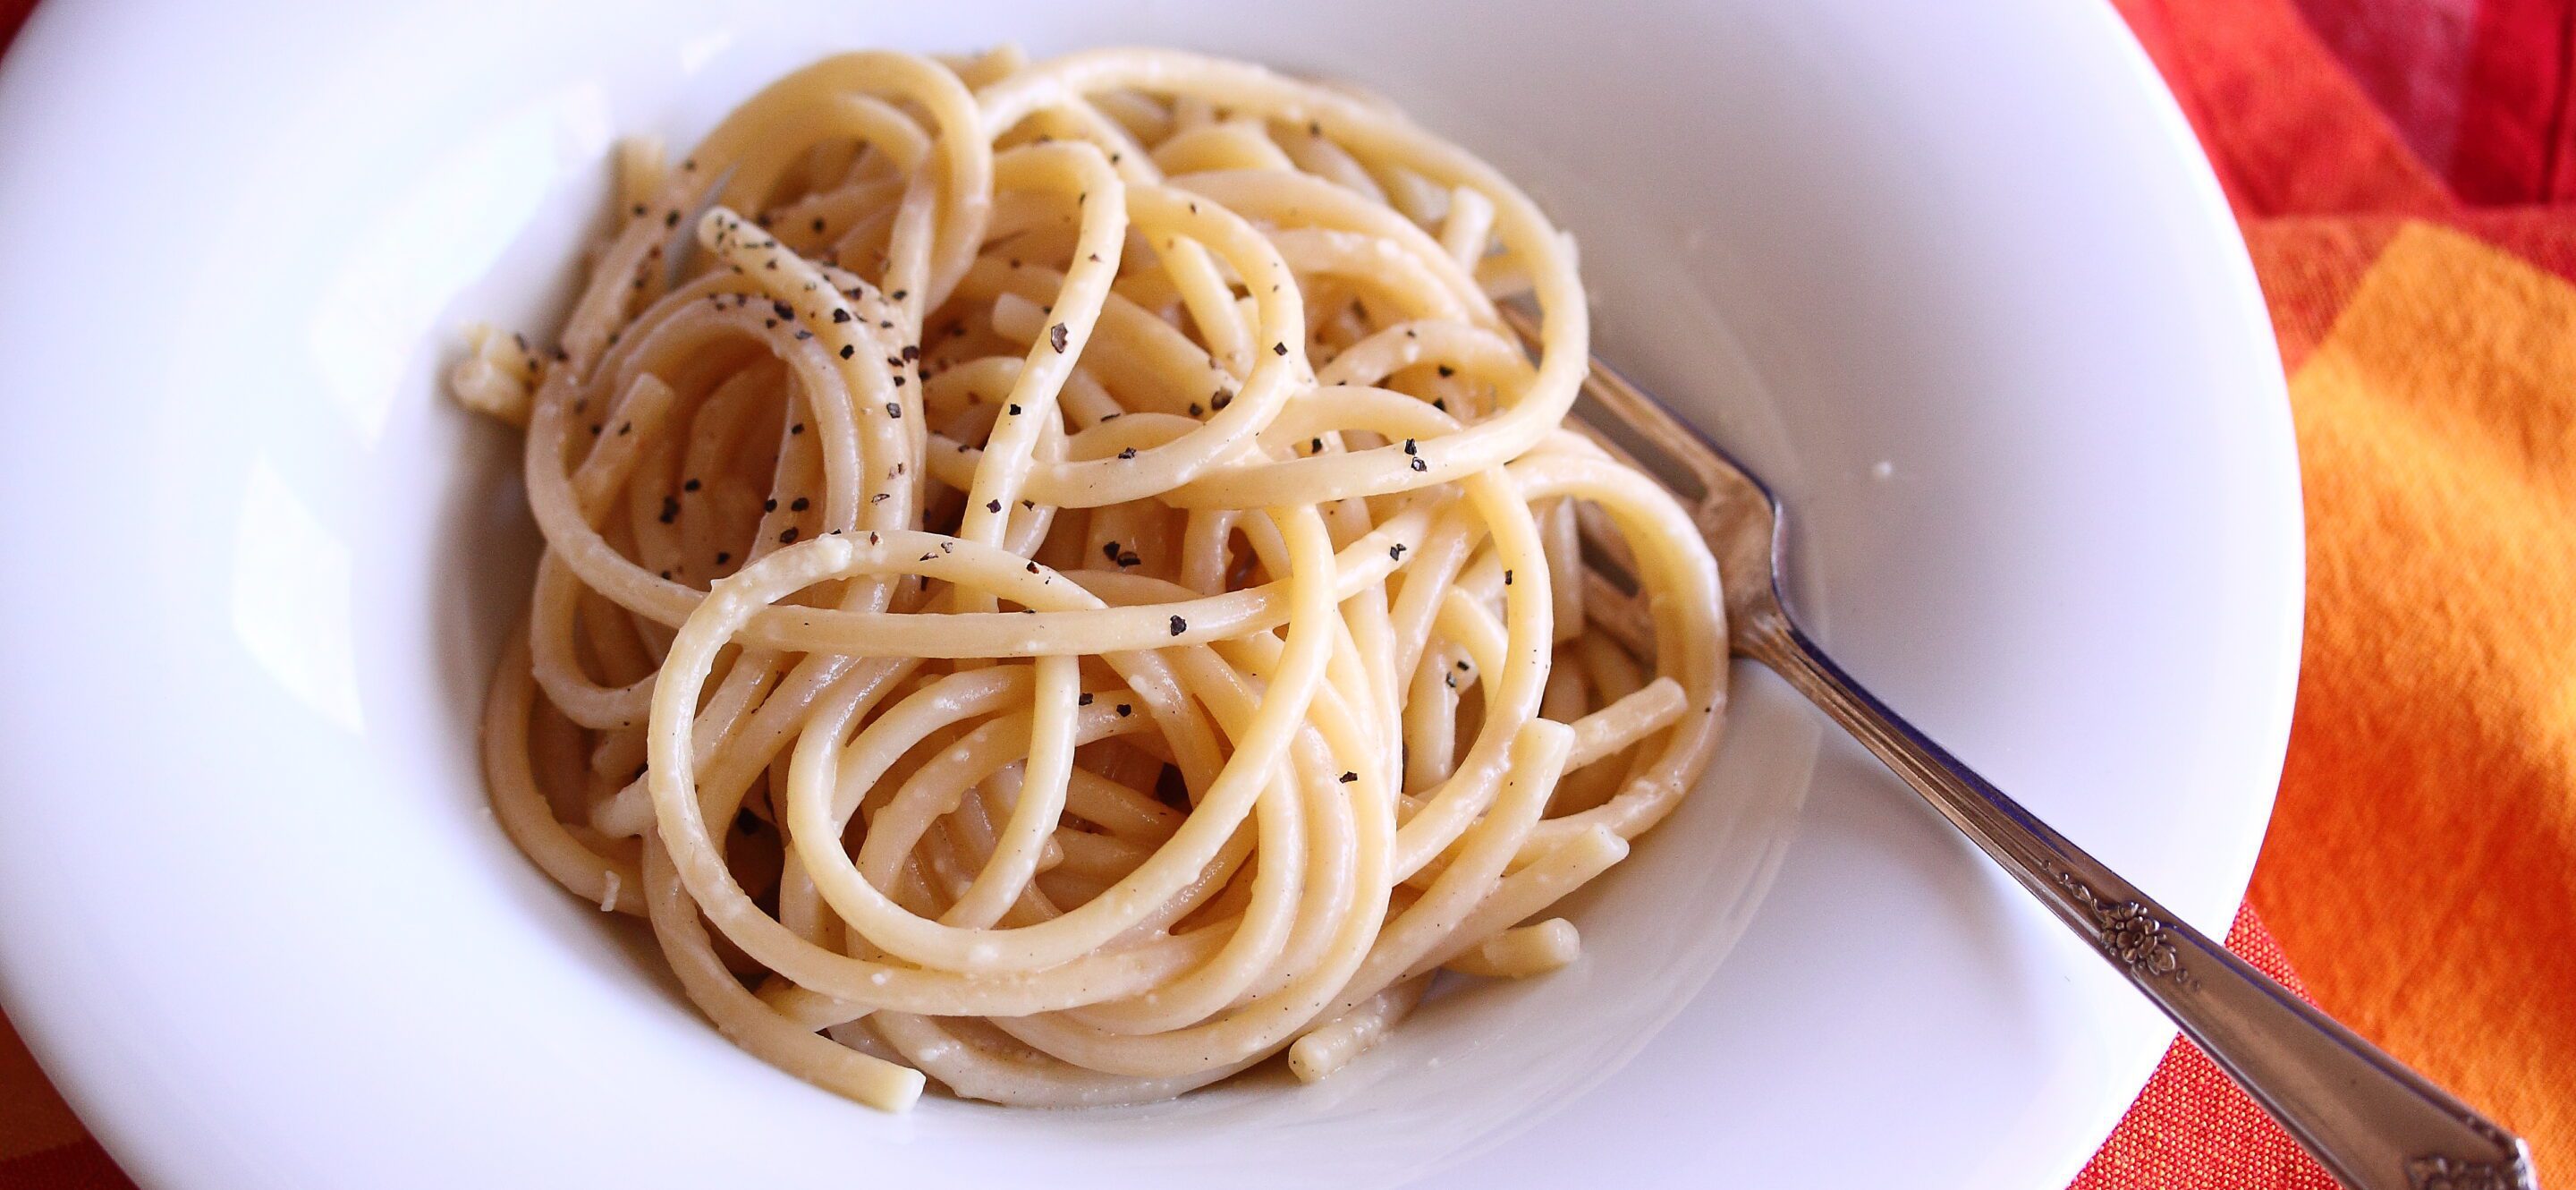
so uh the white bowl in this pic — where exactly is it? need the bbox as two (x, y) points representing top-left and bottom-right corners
(0, 1), (2298, 1186)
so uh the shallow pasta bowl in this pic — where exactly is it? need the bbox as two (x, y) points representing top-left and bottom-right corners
(0, 1), (2297, 1188)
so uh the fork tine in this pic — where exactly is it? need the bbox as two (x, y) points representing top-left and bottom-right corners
(1580, 568), (1657, 657)
(1496, 302), (1791, 640)
(1500, 306), (1735, 510)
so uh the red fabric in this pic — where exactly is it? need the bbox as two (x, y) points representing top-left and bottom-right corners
(2454, 0), (2572, 200)
(0, 0), (29, 55)
(2126, 0), (2455, 218)
(2294, 0), (2576, 202)
(0, 1143), (131, 1190)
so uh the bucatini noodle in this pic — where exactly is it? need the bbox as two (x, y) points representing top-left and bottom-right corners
(453, 44), (1727, 1111)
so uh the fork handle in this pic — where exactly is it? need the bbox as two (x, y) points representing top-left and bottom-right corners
(1736, 600), (2534, 1190)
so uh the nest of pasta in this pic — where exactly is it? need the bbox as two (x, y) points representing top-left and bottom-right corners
(459, 45), (1727, 1109)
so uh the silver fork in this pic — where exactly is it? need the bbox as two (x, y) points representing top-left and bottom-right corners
(1514, 310), (2538, 1190)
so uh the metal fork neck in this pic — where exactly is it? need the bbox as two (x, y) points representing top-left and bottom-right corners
(1742, 600), (2535, 1190)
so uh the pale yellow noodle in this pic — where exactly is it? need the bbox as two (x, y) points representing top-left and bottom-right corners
(456, 45), (1730, 1109)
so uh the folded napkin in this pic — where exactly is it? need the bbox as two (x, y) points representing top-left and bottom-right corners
(0, 1), (2567, 1187)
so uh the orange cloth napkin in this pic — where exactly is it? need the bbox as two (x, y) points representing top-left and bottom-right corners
(2110, 0), (2576, 1185)
(0, 1), (2570, 1187)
